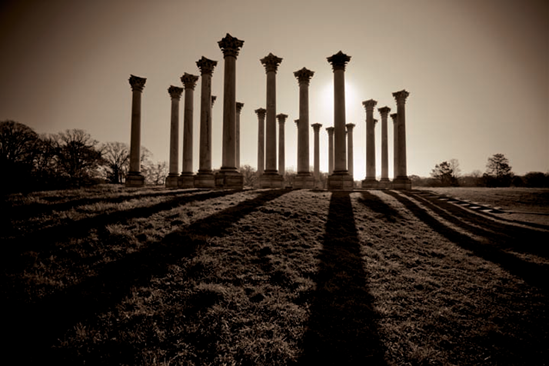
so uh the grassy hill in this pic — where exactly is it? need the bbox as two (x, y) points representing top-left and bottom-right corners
(2, 186), (548, 365)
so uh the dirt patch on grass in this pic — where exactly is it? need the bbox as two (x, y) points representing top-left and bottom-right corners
(2, 187), (548, 365)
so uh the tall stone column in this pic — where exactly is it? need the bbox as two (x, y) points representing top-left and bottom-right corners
(294, 119), (300, 170)
(346, 123), (355, 180)
(312, 123), (322, 187)
(393, 90), (411, 189)
(326, 127), (334, 175)
(391, 113), (399, 181)
(277, 113), (287, 176)
(378, 106), (391, 188)
(293, 67), (315, 188)
(259, 53), (283, 188)
(166, 85), (183, 188)
(126, 74), (146, 187)
(255, 108), (266, 178)
(194, 56), (217, 188)
(362, 99), (378, 188)
(177, 73), (199, 188)
(236, 102), (244, 170)
(216, 33), (244, 189)
(327, 51), (354, 190)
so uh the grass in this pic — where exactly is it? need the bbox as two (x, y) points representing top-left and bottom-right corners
(1, 185), (548, 365)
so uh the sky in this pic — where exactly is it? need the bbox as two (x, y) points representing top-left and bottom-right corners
(1, 0), (547, 179)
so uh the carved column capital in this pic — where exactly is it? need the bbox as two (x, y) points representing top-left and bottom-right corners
(211, 95), (217, 107)
(129, 74), (146, 92)
(261, 53), (283, 74)
(181, 73), (199, 90)
(294, 67), (315, 86)
(294, 119), (300, 127)
(312, 123), (322, 131)
(276, 113), (288, 123)
(390, 113), (398, 122)
(236, 102), (244, 113)
(378, 106), (391, 117)
(393, 90), (410, 105)
(168, 85), (183, 100)
(374, 119), (379, 125)
(327, 51), (351, 72)
(326, 126), (335, 135)
(362, 99), (378, 112)
(218, 33), (244, 58)
(255, 108), (266, 119)
(196, 56), (218, 76)
(345, 123), (355, 131)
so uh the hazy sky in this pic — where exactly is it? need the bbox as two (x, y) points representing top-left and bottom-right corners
(1, 0), (547, 178)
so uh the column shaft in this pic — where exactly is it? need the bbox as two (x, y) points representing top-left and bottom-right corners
(221, 55), (237, 171)
(182, 86), (195, 174)
(392, 113), (399, 180)
(199, 73), (213, 173)
(298, 83), (310, 174)
(346, 124), (355, 179)
(236, 103), (243, 169)
(129, 90), (142, 173)
(265, 71), (277, 173)
(277, 114), (287, 175)
(312, 124), (322, 181)
(256, 109), (266, 175)
(326, 127), (334, 174)
(379, 107), (391, 182)
(333, 69), (347, 173)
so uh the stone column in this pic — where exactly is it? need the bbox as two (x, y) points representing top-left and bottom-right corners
(294, 119), (300, 170)
(346, 123), (355, 181)
(177, 73), (199, 188)
(312, 123), (322, 187)
(216, 33), (244, 189)
(392, 90), (411, 189)
(166, 85), (183, 188)
(236, 102), (244, 170)
(259, 53), (283, 188)
(194, 57), (217, 188)
(255, 108), (266, 178)
(362, 99), (378, 188)
(327, 51), (354, 190)
(326, 127), (334, 175)
(378, 106), (391, 188)
(293, 67), (315, 188)
(277, 113), (287, 176)
(391, 113), (399, 181)
(126, 74), (146, 187)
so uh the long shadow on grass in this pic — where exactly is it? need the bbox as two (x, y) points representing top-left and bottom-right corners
(384, 190), (549, 293)
(298, 191), (387, 365)
(4, 189), (289, 365)
(358, 191), (403, 222)
(1, 189), (235, 270)
(404, 190), (549, 260)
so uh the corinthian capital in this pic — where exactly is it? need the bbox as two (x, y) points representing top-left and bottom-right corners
(294, 67), (315, 86)
(276, 113), (288, 123)
(129, 74), (146, 92)
(390, 113), (398, 122)
(362, 99), (378, 112)
(261, 53), (283, 74)
(311, 123), (322, 131)
(168, 85), (183, 100)
(196, 56), (218, 76)
(236, 102), (244, 113)
(346, 123), (355, 131)
(378, 106), (391, 116)
(211, 95), (217, 107)
(326, 126), (334, 135)
(181, 73), (199, 90)
(255, 108), (266, 119)
(327, 51), (351, 72)
(218, 33), (244, 58)
(295, 119), (300, 127)
(393, 90), (410, 105)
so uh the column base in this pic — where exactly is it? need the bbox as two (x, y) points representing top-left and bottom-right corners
(294, 174), (315, 189)
(125, 172), (145, 187)
(377, 179), (392, 189)
(165, 174), (179, 188)
(391, 176), (412, 190)
(178, 174), (195, 189)
(215, 171), (243, 189)
(194, 173), (215, 188)
(361, 178), (379, 189)
(328, 173), (354, 191)
(260, 173), (284, 188)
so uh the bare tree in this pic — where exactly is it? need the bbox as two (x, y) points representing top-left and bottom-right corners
(240, 164), (257, 187)
(431, 161), (458, 186)
(484, 153), (512, 187)
(100, 142), (129, 184)
(55, 129), (102, 186)
(143, 160), (168, 185)
(0, 120), (39, 166)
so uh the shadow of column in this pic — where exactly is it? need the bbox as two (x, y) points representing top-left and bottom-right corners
(298, 191), (387, 365)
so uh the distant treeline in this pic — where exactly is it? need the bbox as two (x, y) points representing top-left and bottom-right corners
(0, 120), (168, 194)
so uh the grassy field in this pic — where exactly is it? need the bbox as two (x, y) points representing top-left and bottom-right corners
(1, 185), (548, 365)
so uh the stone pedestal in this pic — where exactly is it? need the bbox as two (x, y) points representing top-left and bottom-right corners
(326, 127), (334, 174)
(392, 89), (411, 190)
(293, 67), (315, 189)
(126, 75), (146, 187)
(362, 99), (378, 189)
(194, 57), (217, 188)
(166, 85), (183, 188)
(260, 53), (283, 188)
(327, 51), (353, 191)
